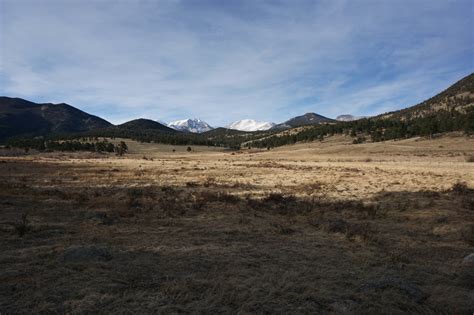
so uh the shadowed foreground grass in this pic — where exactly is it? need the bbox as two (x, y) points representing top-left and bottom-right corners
(0, 156), (473, 313)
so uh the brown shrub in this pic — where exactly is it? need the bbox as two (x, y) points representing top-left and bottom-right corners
(344, 222), (375, 242)
(238, 215), (251, 225)
(361, 203), (380, 220)
(462, 225), (474, 246)
(462, 197), (474, 211)
(264, 193), (295, 203)
(452, 182), (472, 195)
(313, 218), (376, 243)
(270, 222), (296, 235)
(326, 219), (348, 233)
(216, 192), (240, 204)
(192, 191), (241, 207)
(14, 213), (30, 237)
(160, 185), (176, 193)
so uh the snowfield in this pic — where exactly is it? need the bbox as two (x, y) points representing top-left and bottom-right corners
(226, 119), (275, 131)
(168, 118), (214, 133)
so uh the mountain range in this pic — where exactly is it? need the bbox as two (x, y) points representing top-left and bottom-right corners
(1, 72), (472, 142)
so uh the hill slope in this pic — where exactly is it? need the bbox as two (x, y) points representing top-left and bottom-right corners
(0, 97), (112, 141)
(249, 74), (474, 149)
(379, 73), (474, 120)
(201, 127), (249, 137)
(273, 112), (335, 129)
(117, 118), (176, 133)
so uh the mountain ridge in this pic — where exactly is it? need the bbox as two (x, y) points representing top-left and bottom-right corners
(0, 96), (112, 141)
(168, 118), (213, 133)
(117, 118), (176, 133)
(272, 112), (335, 129)
(378, 73), (474, 120)
(2, 73), (473, 143)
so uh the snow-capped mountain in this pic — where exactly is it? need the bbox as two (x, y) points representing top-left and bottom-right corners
(167, 118), (213, 133)
(226, 119), (276, 132)
(336, 115), (366, 122)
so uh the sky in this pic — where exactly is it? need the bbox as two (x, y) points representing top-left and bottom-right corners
(0, 0), (473, 126)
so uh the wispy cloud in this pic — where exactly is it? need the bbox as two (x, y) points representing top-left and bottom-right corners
(1, 0), (472, 125)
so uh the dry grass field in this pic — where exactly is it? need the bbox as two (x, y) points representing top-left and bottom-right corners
(1, 133), (473, 313)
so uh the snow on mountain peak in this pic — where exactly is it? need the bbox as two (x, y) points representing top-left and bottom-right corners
(226, 119), (276, 131)
(168, 118), (213, 133)
(336, 115), (366, 122)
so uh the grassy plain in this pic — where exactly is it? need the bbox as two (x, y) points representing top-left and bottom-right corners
(1, 133), (473, 313)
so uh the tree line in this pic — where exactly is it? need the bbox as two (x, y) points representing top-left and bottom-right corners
(4, 107), (472, 151)
(249, 108), (474, 148)
(6, 138), (128, 155)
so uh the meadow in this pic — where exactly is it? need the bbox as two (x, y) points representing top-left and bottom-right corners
(1, 133), (473, 313)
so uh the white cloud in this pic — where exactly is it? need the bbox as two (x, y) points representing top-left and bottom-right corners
(0, 0), (472, 125)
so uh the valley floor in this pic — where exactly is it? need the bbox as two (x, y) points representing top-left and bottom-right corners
(1, 133), (473, 313)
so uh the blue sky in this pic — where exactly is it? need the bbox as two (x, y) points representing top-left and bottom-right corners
(0, 0), (473, 126)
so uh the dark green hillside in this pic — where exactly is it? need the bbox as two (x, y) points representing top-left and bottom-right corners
(272, 112), (335, 130)
(117, 118), (176, 132)
(201, 127), (250, 137)
(0, 97), (112, 141)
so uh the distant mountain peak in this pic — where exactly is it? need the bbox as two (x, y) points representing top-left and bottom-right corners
(226, 119), (275, 131)
(272, 112), (334, 130)
(117, 118), (175, 132)
(168, 118), (213, 133)
(336, 114), (366, 121)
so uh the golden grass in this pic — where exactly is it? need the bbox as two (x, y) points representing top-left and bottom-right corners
(0, 133), (473, 313)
